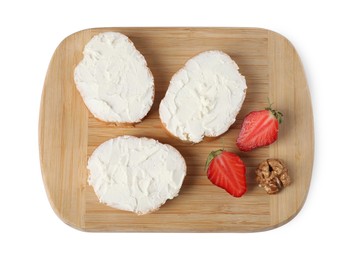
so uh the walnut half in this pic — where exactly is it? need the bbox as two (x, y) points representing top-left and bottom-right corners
(255, 159), (291, 194)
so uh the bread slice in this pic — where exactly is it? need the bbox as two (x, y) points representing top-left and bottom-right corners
(87, 136), (186, 215)
(159, 50), (247, 143)
(74, 32), (154, 124)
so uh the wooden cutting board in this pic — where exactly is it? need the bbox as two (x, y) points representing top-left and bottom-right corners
(39, 27), (314, 232)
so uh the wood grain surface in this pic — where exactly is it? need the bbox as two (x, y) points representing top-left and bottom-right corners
(39, 27), (314, 232)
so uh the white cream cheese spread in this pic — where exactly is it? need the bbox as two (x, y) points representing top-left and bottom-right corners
(74, 32), (154, 123)
(87, 136), (186, 215)
(159, 50), (247, 143)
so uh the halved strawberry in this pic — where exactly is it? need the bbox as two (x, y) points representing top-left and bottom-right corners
(205, 149), (247, 197)
(236, 104), (283, 152)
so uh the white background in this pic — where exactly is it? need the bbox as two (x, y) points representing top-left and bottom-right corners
(1, 0), (346, 259)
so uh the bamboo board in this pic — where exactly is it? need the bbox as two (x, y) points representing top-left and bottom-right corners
(39, 28), (314, 232)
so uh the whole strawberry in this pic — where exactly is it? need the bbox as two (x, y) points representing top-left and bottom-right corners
(236, 104), (283, 152)
(205, 149), (247, 197)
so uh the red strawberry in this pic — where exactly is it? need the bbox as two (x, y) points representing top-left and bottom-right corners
(205, 149), (247, 197)
(236, 104), (283, 152)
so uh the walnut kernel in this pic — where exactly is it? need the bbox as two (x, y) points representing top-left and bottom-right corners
(255, 159), (291, 194)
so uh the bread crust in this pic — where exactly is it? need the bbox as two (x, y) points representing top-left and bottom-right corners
(75, 32), (155, 124)
(88, 136), (186, 215)
(159, 50), (247, 143)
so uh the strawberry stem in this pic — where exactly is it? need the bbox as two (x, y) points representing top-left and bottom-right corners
(205, 149), (223, 171)
(265, 99), (284, 124)
(267, 97), (274, 108)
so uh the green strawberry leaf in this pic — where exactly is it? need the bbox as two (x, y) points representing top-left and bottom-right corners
(205, 149), (223, 172)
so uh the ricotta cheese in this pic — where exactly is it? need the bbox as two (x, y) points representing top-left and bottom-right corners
(87, 136), (186, 215)
(74, 32), (154, 123)
(159, 50), (247, 143)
